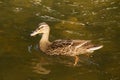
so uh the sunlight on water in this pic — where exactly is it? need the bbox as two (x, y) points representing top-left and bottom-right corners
(31, 0), (42, 5)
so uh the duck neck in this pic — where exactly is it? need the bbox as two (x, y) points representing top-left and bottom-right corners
(39, 32), (50, 52)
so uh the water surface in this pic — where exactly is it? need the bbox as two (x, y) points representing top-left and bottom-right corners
(0, 0), (120, 80)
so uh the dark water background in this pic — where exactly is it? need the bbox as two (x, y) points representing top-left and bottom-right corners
(0, 0), (120, 80)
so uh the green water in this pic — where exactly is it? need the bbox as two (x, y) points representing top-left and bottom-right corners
(0, 0), (120, 80)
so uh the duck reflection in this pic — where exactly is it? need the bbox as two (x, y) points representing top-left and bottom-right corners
(31, 58), (51, 74)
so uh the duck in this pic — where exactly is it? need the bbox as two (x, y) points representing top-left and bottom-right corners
(30, 22), (103, 66)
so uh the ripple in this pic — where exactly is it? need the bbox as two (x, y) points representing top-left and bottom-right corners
(13, 7), (23, 13)
(32, 63), (50, 74)
(31, 59), (51, 75)
(28, 45), (32, 53)
(30, 0), (42, 5)
(28, 44), (39, 53)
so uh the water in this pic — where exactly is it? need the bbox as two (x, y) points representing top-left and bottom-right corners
(0, 0), (120, 80)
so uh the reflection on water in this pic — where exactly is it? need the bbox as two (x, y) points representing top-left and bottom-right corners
(31, 60), (51, 74)
(0, 0), (120, 80)
(28, 44), (39, 53)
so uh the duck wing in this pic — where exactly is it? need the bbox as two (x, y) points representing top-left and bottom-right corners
(50, 39), (73, 49)
(46, 39), (73, 55)
(72, 40), (91, 47)
(46, 39), (91, 55)
(51, 39), (91, 49)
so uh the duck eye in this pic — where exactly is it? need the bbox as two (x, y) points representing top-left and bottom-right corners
(38, 28), (41, 30)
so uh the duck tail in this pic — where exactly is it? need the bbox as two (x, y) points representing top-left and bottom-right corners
(88, 45), (103, 51)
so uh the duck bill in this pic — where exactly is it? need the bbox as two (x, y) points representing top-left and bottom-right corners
(30, 31), (38, 36)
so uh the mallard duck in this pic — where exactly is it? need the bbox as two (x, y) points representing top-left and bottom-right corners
(30, 22), (103, 66)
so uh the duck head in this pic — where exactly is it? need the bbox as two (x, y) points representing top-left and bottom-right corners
(30, 22), (50, 36)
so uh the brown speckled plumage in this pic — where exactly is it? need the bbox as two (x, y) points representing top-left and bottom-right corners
(45, 40), (93, 56)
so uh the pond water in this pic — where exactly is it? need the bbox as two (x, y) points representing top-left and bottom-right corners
(0, 0), (120, 80)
